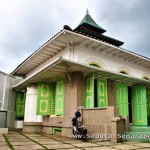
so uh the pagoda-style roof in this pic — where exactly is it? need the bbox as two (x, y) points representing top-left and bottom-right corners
(74, 10), (124, 47)
(74, 10), (106, 34)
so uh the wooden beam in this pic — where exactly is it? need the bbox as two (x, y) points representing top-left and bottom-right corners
(105, 48), (114, 54)
(42, 49), (56, 55)
(80, 39), (87, 44)
(99, 46), (109, 52)
(48, 44), (62, 50)
(87, 42), (98, 49)
(53, 40), (67, 47)
(39, 52), (52, 58)
(116, 52), (126, 57)
(85, 41), (93, 48)
(111, 51), (122, 56)
(122, 54), (134, 60)
(132, 58), (142, 63)
(94, 44), (104, 51)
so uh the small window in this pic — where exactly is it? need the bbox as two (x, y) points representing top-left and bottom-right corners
(119, 71), (128, 75)
(89, 63), (100, 68)
(143, 76), (150, 80)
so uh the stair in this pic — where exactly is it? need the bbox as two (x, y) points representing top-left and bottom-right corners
(125, 126), (150, 142)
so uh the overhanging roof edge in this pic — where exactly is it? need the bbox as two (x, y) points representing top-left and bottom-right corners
(13, 57), (150, 89)
(65, 30), (150, 63)
(12, 57), (63, 89)
(11, 30), (66, 76)
(11, 29), (150, 77)
(61, 58), (150, 84)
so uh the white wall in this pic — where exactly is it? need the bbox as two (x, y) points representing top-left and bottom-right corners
(26, 46), (79, 79)
(24, 85), (43, 122)
(25, 43), (149, 82)
(75, 46), (150, 79)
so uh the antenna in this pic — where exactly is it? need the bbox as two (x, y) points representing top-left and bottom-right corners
(86, 8), (89, 15)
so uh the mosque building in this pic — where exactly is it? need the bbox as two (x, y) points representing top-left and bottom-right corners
(10, 11), (150, 142)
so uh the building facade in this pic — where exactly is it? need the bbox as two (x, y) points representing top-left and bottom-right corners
(11, 12), (150, 142)
(0, 71), (20, 132)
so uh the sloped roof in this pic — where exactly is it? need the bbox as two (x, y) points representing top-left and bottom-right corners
(11, 29), (150, 77)
(11, 30), (66, 76)
(74, 12), (124, 46)
(11, 12), (150, 76)
(74, 26), (124, 46)
(74, 11), (106, 34)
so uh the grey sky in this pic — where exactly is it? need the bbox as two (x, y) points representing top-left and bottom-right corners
(0, 0), (150, 73)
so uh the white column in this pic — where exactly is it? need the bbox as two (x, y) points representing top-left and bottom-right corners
(24, 85), (43, 122)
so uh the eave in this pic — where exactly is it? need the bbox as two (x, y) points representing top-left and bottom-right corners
(11, 30), (67, 76)
(12, 58), (150, 90)
(11, 29), (150, 77)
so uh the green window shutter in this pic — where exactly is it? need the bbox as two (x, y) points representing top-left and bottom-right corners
(133, 85), (147, 125)
(55, 78), (64, 115)
(84, 75), (94, 108)
(37, 82), (51, 115)
(15, 92), (26, 117)
(51, 82), (56, 115)
(147, 90), (150, 117)
(116, 83), (129, 116)
(97, 79), (107, 107)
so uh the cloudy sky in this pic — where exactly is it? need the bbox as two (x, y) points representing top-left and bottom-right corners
(0, 0), (150, 74)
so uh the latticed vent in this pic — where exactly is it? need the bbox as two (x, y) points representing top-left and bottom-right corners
(51, 82), (56, 114)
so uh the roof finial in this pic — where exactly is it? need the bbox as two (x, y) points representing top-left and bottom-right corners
(86, 8), (89, 15)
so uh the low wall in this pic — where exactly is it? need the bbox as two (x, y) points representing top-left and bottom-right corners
(23, 122), (43, 133)
(0, 128), (8, 134)
(23, 106), (126, 143)
(82, 106), (126, 143)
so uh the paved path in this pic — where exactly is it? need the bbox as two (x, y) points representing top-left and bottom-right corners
(0, 130), (150, 149)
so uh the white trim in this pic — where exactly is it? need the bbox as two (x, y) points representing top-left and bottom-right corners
(142, 74), (150, 80)
(84, 58), (105, 69)
(2, 75), (7, 110)
(115, 67), (133, 76)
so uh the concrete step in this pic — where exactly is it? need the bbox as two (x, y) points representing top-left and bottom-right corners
(0, 128), (8, 134)
(129, 125), (150, 132)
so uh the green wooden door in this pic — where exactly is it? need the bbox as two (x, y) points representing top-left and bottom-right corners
(37, 82), (51, 115)
(133, 85), (147, 125)
(55, 78), (64, 115)
(16, 92), (26, 117)
(147, 89), (150, 117)
(97, 79), (107, 107)
(116, 83), (129, 116)
(84, 75), (94, 108)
